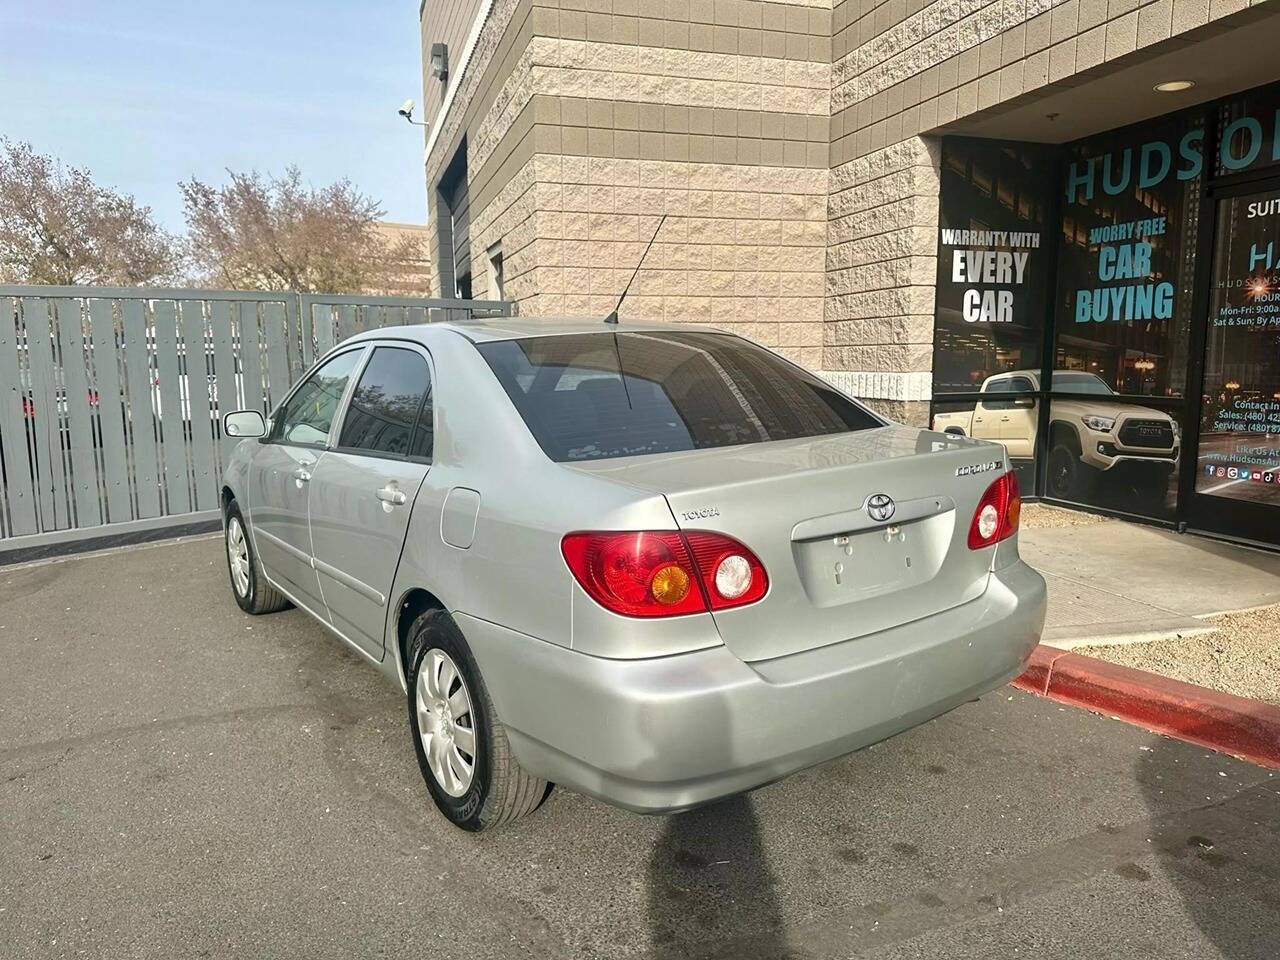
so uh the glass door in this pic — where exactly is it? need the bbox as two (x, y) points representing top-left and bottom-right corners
(1186, 185), (1280, 542)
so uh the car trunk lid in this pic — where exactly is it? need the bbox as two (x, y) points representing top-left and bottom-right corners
(566, 425), (1008, 662)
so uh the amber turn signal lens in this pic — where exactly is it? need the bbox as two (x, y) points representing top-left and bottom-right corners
(649, 564), (691, 605)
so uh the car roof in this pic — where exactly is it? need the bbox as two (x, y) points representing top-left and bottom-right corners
(343, 317), (725, 346)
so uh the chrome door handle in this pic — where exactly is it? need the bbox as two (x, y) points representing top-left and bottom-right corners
(292, 467), (312, 486)
(376, 484), (407, 505)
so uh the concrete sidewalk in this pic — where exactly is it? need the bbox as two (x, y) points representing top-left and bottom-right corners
(1019, 508), (1280, 648)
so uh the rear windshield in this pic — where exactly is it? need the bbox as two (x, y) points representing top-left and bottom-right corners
(474, 331), (880, 462)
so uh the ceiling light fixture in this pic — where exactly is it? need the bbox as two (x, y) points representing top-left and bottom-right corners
(1153, 80), (1195, 92)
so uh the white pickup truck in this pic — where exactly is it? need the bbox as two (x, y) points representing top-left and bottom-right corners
(932, 369), (1179, 499)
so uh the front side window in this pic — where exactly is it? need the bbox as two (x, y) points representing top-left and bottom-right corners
(475, 331), (880, 463)
(337, 347), (433, 459)
(981, 376), (1034, 409)
(272, 349), (362, 446)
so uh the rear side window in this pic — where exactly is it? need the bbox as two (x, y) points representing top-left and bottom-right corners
(475, 331), (879, 462)
(337, 347), (433, 459)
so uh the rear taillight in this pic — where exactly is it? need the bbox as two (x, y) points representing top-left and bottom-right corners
(967, 470), (1021, 550)
(561, 531), (768, 618)
(683, 531), (769, 609)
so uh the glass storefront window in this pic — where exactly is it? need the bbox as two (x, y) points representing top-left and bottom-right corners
(932, 139), (1054, 394)
(1046, 397), (1181, 520)
(1214, 83), (1280, 178)
(930, 396), (1038, 493)
(1193, 188), (1280, 506)
(1053, 111), (1202, 398)
(932, 80), (1280, 543)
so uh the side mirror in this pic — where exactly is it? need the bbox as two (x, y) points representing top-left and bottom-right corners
(223, 409), (267, 439)
(1012, 396), (1036, 409)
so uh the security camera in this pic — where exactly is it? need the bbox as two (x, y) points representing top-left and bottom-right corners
(398, 99), (415, 120)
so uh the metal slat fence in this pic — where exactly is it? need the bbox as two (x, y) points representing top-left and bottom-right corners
(0, 286), (511, 554)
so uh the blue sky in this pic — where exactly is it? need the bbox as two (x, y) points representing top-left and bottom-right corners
(0, 1), (428, 232)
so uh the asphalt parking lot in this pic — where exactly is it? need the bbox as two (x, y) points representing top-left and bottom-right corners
(2, 536), (1278, 960)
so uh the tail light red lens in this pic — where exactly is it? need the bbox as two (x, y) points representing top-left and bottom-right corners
(561, 531), (768, 618)
(967, 470), (1021, 550)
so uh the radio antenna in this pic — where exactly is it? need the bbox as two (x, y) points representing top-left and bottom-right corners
(604, 213), (666, 324)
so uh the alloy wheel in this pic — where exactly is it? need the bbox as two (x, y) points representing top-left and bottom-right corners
(415, 648), (478, 797)
(227, 517), (250, 598)
(1049, 448), (1075, 497)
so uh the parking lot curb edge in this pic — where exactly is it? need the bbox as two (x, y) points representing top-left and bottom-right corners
(1011, 644), (1280, 770)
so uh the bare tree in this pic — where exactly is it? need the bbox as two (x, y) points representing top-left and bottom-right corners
(180, 167), (428, 294)
(0, 138), (181, 286)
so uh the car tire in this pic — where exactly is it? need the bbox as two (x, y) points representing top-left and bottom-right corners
(1132, 466), (1174, 501)
(224, 500), (291, 615)
(1047, 442), (1093, 499)
(406, 609), (551, 831)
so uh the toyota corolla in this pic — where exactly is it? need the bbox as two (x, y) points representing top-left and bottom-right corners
(219, 320), (1047, 831)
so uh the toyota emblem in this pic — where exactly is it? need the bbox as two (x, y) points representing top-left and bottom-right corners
(866, 493), (895, 522)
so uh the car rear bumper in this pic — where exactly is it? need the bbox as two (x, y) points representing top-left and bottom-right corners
(456, 559), (1047, 814)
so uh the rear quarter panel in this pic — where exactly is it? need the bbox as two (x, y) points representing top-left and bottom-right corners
(384, 331), (723, 687)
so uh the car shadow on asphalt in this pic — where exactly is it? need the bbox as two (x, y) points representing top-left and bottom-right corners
(1137, 724), (1280, 960)
(646, 793), (789, 960)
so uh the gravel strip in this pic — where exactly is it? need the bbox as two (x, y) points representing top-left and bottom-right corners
(1075, 604), (1280, 707)
(1020, 503), (1109, 529)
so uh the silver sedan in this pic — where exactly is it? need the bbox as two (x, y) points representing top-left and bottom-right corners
(219, 320), (1046, 831)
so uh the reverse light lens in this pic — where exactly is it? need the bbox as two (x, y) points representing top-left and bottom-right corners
(714, 554), (752, 599)
(976, 503), (999, 540)
(684, 532), (769, 609)
(967, 470), (1021, 550)
(562, 531), (768, 617)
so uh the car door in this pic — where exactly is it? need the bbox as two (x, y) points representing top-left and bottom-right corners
(307, 344), (435, 658)
(971, 382), (1005, 439)
(247, 347), (365, 614)
(995, 375), (1037, 457)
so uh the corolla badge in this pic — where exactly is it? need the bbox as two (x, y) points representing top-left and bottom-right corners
(865, 493), (895, 522)
(955, 460), (1001, 477)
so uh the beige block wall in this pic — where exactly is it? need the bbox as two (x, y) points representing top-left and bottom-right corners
(428, 0), (837, 367)
(421, 0), (486, 125)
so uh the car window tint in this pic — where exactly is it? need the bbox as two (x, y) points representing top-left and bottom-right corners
(1054, 372), (1114, 395)
(476, 331), (879, 462)
(982, 376), (1034, 409)
(273, 350), (362, 446)
(337, 347), (433, 459)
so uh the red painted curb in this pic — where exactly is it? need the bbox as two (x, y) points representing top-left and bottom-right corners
(1012, 644), (1280, 770)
